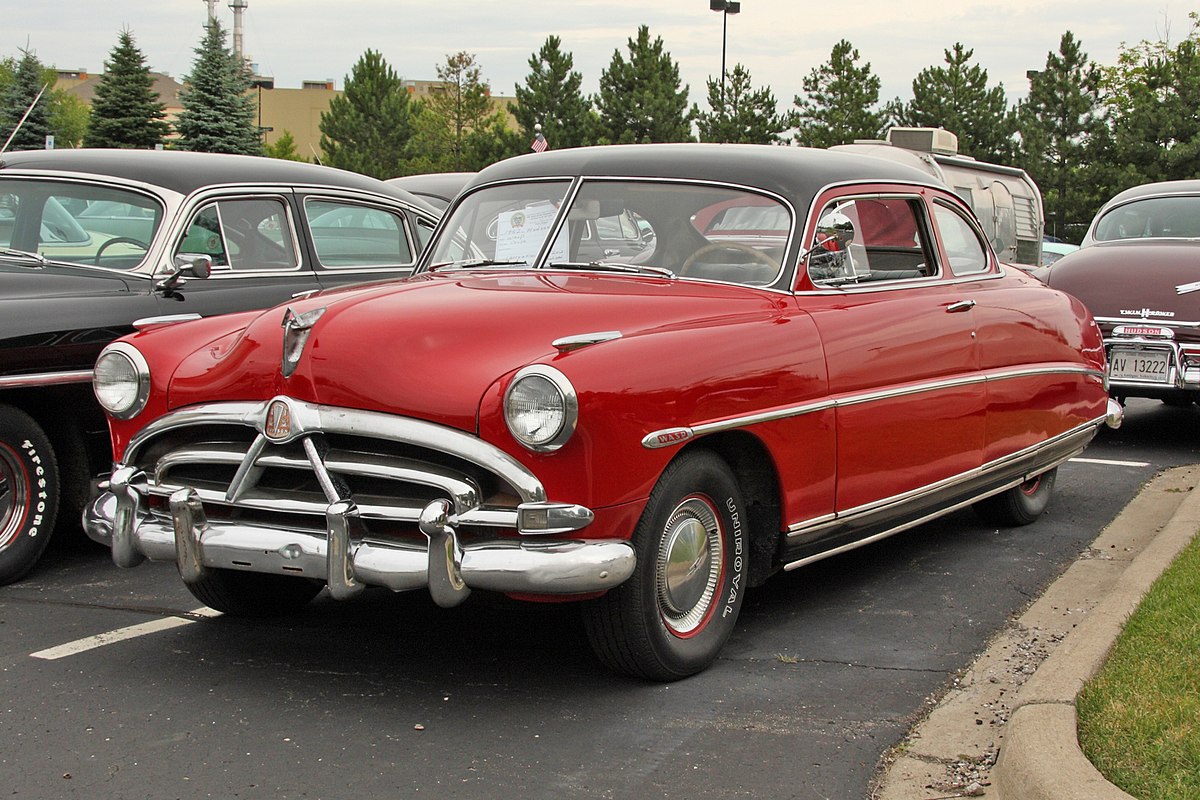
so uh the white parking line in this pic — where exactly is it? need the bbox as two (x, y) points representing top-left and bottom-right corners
(30, 608), (221, 661)
(1069, 457), (1152, 468)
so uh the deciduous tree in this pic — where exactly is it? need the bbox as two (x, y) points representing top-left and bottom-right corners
(84, 29), (170, 149)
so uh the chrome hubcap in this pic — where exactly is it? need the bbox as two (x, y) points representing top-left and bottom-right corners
(656, 496), (722, 635)
(0, 444), (29, 550)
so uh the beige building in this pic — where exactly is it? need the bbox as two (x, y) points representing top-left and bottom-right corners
(56, 69), (516, 162)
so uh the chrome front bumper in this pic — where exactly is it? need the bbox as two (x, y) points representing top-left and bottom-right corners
(85, 468), (636, 607)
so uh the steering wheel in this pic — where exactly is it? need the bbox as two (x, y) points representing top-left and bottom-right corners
(94, 236), (150, 264)
(680, 242), (778, 276)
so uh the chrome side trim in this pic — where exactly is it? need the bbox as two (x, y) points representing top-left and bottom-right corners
(784, 413), (1104, 538)
(0, 369), (93, 389)
(552, 330), (623, 353)
(133, 313), (203, 331)
(642, 364), (1103, 449)
(1096, 316), (1200, 330)
(123, 399), (547, 504)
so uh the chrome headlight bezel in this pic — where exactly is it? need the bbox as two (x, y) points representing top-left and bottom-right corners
(93, 342), (151, 420)
(503, 365), (578, 452)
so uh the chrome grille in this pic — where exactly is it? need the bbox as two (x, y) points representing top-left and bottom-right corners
(123, 399), (545, 538)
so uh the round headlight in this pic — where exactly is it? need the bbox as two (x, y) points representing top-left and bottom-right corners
(504, 365), (578, 452)
(93, 343), (150, 419)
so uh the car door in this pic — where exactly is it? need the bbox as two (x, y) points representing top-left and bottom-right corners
(801, 191), (986, 519)
(152, 190), (322, 318)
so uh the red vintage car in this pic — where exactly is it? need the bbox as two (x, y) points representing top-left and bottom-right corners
(1037, 180), (1200, 406)
(84, 144), (1120, 680)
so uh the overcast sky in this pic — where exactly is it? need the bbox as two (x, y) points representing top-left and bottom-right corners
(7, 1), (1190, 109)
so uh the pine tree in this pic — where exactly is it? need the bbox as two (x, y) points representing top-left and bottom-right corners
(264, 130), (306, 162)
(513, 35), (593, 150)
(319, 49), (418, 177)
(0, 49), (53, 151)
(792, 40), (885, 148)
(174, 18), (262, 155)
(595, 25), (692, 144)
(1016, 32), (1105, 241)
(695, 63), (787, 144)
(891, 43), (1015, 162)
(84, 29), (170, 149)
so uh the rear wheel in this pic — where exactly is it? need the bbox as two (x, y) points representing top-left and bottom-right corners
(583, 450), (747, 681)
(183, 568), (323, 616)
(973, 467), (1057, 527)
(0, 406), (60, 585)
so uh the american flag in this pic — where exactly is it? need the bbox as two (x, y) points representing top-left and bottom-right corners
(530, 132), (549, 153)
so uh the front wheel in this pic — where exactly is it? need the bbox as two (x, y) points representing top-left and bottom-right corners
(583, 450), (748, 681)
(0, 406), (60, 585)
(183, 568), (323, 616)
(973, 467), (1057, 527)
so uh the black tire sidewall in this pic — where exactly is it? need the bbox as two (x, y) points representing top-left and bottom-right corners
(0, 406), (60, 585)
(629, 450), (748, 678)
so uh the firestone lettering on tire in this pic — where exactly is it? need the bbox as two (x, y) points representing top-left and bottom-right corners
(19, 439), (44, 537)
(723, 496), (744, 618)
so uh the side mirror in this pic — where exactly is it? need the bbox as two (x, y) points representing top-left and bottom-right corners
(155, 253), (213, 293)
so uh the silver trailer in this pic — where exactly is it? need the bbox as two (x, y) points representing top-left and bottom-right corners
(833, 128), (1044, 268)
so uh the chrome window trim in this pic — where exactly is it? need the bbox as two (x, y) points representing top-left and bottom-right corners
(161, 190), (306, 278)
(641, 363), (1103, 449)
(301, 195), (419, 271)
(0, 369), (94, 389)
(121, 398), (548, 504)
(930, 197), (996, 277)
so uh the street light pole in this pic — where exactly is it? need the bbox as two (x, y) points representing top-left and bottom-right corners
(709, 0), (741, 110)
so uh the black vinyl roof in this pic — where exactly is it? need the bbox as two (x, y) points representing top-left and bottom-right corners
(469, 143), (943, 202)
(0, 148), (429, 208)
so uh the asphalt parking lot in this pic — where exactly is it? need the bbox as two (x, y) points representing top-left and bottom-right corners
(2, 398), (1196, 800)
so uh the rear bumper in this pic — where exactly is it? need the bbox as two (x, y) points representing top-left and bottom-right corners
(84, 468), (635, 607)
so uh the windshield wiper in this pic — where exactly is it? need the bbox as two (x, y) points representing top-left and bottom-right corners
(0, 247), (48, 266)
(546, 261), (675, 279)
(428, 258), (531, 272)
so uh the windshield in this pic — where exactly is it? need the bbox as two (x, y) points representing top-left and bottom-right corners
(1094, 195), (1200, 241)
(425, 178), (792, 287)
(0, 179), (164, 269)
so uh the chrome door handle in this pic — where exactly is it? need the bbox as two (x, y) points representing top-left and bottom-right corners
(946, 300), (976, 313)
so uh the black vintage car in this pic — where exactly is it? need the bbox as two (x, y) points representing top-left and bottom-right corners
(0, 148), (439, 584)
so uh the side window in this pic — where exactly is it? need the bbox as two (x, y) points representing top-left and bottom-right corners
(933, 204), (990, 276)
(414, 217), (435, 253)
(177, 197), (299, 271)
(305, 199), (414, 268)
(808, 196), (931, 286)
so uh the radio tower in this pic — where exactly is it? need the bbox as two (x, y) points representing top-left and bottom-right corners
(229, 0), (248, 60)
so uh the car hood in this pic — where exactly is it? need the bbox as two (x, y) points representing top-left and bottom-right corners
(1043, 241), (1200, 326)
(166, 271), (787, 433)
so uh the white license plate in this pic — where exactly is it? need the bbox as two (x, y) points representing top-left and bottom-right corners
(1109, 347), (1172, 383)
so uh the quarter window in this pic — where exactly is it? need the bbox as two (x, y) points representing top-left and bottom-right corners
(933, 204), (990, 275)
(177, 197), (299, 271)
(305, 200), (415, 268)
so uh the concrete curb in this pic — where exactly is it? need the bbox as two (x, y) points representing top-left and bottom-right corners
(872, 465), (1200, 800)
(991, 468), (1200, 799)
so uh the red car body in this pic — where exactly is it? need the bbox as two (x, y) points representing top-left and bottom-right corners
(86, 144), (1118, 679)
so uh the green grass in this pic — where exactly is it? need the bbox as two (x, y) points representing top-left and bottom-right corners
(1076, 534), (1200, 799)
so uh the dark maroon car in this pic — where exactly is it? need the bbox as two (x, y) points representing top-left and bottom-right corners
(1038, 180), (1200, 405)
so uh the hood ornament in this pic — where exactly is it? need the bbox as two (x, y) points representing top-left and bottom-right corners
(280, 306), (326, 378)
